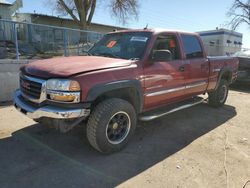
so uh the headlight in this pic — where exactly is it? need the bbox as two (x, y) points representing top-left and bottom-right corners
(46, 79), (80, 91)
(46, 79), (81, 103)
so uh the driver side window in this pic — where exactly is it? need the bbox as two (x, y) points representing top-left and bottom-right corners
(152, 34), (180, 60)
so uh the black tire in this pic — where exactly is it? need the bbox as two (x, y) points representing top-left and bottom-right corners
(208, 79), (229, 107)
(87, 98), (137, 153)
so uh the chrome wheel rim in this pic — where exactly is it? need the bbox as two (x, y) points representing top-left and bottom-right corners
(219, 85), (227, 103)
(106, 111), (131, 145)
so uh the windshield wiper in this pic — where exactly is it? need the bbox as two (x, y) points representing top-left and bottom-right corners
(97, 53), (121, 59)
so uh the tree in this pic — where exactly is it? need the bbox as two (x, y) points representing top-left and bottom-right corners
(227, 0), (250, 30)
(48, 0), (139, 30)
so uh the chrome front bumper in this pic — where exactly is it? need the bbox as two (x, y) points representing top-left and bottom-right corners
(13, 90), (90, 120)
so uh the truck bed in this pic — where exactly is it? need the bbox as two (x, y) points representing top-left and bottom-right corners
(207, 56), (238, 91)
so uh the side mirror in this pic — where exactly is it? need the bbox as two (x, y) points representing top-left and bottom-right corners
(152, 50), (172, 62)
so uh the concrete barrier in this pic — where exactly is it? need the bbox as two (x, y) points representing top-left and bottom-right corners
(0, 60), (30, 102)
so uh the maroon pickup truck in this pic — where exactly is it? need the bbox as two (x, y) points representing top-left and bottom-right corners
(13, 29), (238, 153)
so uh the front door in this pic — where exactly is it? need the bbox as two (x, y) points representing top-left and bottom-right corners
(143, 33), (188, 111)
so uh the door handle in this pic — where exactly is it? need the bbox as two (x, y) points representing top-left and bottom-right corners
(178, 66), (185, 72)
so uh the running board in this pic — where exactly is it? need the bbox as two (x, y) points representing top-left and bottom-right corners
(139, 97), (205, 121)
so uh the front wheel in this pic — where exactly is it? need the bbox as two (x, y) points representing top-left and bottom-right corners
(86, 98), (137, 153)
(208, 79), (229, 107)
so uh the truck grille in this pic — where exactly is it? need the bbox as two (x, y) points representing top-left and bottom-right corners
(20, 76), (42, 99)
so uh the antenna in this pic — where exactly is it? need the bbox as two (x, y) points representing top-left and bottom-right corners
(144, 24), (148, 30)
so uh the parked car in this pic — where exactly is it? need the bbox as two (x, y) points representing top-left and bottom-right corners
(13, 29), (238, 153)
(234, 50), (250, 84)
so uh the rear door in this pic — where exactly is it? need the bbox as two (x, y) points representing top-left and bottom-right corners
(143, 33), (188, 110)
(180, 34), (209, 96)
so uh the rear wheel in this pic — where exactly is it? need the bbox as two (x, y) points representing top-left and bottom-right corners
(87, 98), (136, 153)
(208, 79), (229, 107)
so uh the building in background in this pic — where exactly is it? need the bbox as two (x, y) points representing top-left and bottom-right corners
(198, 28), (243, 56)
(0, 0), (12, 20)
(0, 0), (22, 19)
(0, 0), (23, 51)
(13, 13), (126, 33)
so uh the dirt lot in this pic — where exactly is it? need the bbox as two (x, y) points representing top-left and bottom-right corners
(0, 87), (250, 188)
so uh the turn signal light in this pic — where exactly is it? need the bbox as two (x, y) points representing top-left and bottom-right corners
(50, 94), (76, 102)
(69, 81), (81, 91)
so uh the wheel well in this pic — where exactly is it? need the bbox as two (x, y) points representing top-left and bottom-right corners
(221, 71), (232, 83)
(92, 87), (141, 113)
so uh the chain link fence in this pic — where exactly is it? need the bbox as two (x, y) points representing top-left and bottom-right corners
(0, 19), (103, 60)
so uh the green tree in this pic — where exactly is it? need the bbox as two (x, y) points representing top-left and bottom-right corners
(49, 0), (139, 30)
(227, 0), (250, 30)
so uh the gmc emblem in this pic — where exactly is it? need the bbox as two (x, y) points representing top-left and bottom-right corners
(21, 80), (31, 90)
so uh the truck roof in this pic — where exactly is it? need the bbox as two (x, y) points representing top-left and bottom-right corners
(109, 28), (199, 36)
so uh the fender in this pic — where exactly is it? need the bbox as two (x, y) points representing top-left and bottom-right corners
(86, 79), (144, 113)
(214, 67), (233, 90)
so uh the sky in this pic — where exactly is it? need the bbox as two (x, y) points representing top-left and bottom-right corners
(8, 0), (250, 48)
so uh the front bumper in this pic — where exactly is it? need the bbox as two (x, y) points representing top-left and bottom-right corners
(13, 90), (90, 120)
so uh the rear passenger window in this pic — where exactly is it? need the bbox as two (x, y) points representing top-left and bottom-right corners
(181, 35), (204, 59)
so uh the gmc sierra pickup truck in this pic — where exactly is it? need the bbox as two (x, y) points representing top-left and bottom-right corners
(13, 29), (238, 153)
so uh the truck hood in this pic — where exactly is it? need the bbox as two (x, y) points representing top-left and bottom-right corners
(23, 56), (133, 78)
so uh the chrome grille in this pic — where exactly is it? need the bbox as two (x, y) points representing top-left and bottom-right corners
(19, 74), (46, 103)
(20, 77), (42, 99)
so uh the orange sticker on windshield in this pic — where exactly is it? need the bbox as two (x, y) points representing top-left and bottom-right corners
(169, 39), (176, 48)
(106, 40), (117, 48)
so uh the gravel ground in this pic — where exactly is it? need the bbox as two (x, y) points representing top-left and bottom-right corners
(0, 87), (249, 188)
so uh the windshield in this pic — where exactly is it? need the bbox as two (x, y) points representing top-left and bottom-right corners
(89, 32), (152, 60)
